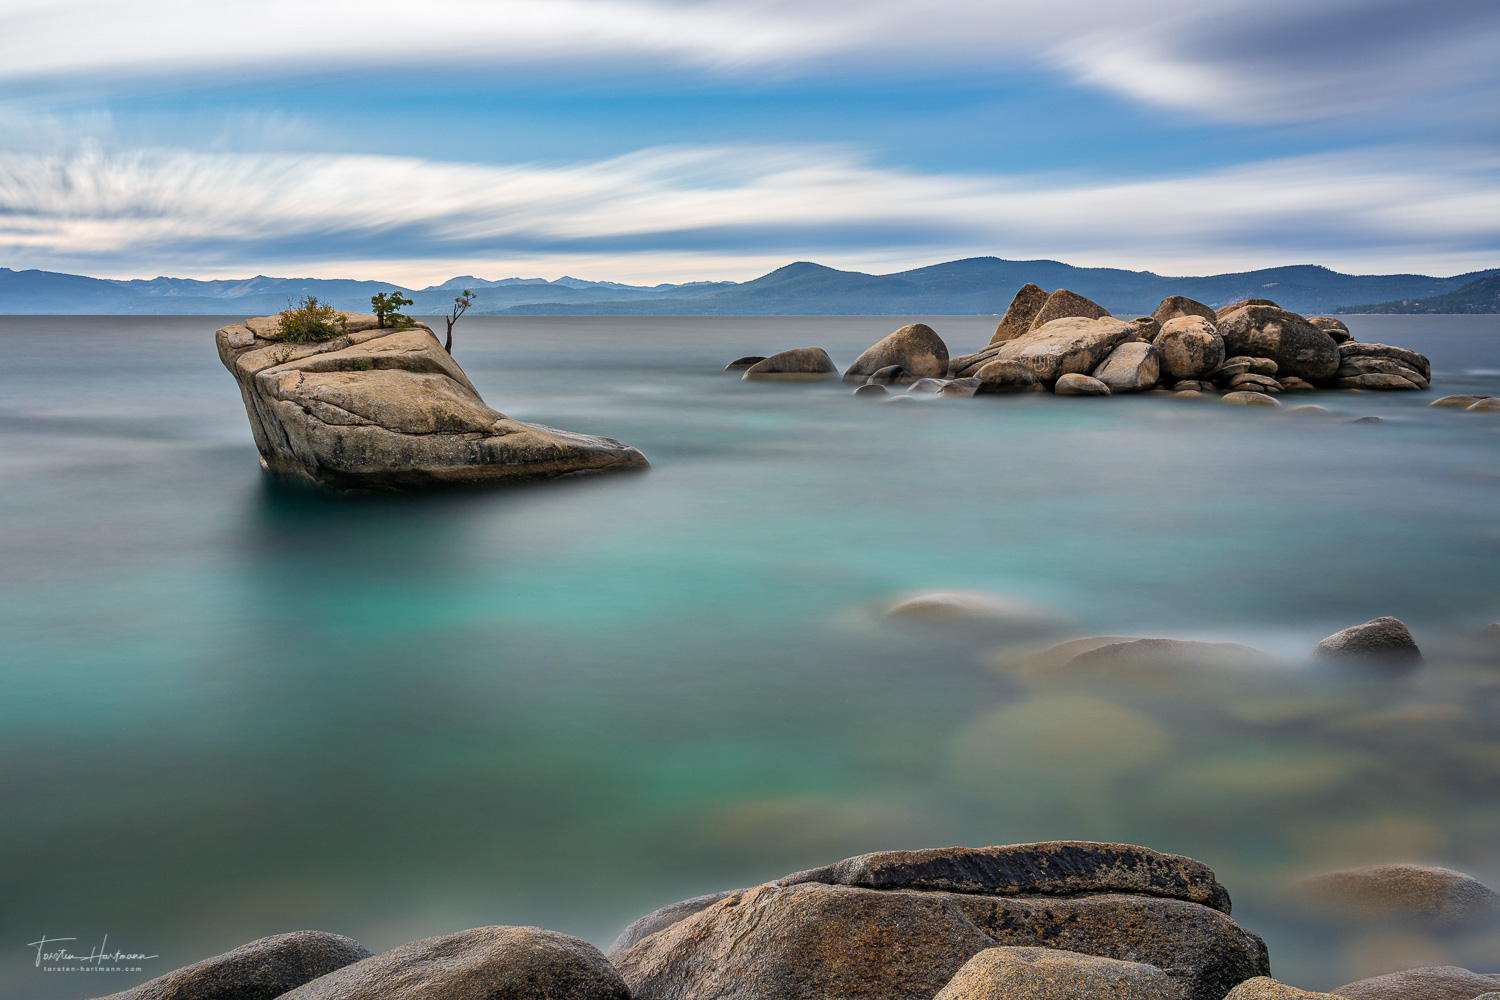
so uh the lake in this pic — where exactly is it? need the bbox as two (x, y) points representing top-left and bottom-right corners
(2, 314), (1498, 997)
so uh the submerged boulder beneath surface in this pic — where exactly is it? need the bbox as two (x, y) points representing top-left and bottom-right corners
(990, 283), (1051, 345)
(1293, 864), (1500, 927)
(933, 946), (1181, 1000)
(743, 347), (839, 378)
(1335, 966), (1500, 1000)
(1313, 616), (1422, 665)
(1431, 394), (1493, 408)
(97, 931), (370, 1000)
(216, 315), (647, 491)
(1217, 305), (1340, 381)
(844, 323), (949, 381)
(612, 843), (1267, 1000)
(278, 927), (629, 1000)
(723, 355), (766, 371)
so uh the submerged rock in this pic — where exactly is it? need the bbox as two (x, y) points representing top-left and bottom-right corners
(844, 323), (949, 381)
(743, 347), (839, 378)
(1335, 966), (1500, 1000)
(1293, 864), (1500, 927)
(933, 946), (1180, 1000)
(867, 364), (914, 384)
(613, 843), (1267, 1000)
(1222, 391), (1280, 406)
(1064, 638), (1278, 674)
(1055, 373), (1111, 396)
(1092, 341), (1160, 392)
(1471, 398), (1500, 411)
(1313, 616), (1422, 665)
(939, 377), (984, 397)
(278, 927), (628, 1000)
(1217, 306), (1340, 381)
(1430, 395), (1493, 408)
(97, 931), (370, 1000)
(724, 355), (767, 371)
(852, 383), (889, 396)
(990, 283), (1051, 345)
(216, 315), (647, 491)
(1287, 404), (1332, 415)
(908, 377), (950, 393)
(886, 591), (1068, 630)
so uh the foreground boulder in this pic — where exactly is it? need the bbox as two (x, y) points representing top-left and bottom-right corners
(1333, 342), (1431, 390)
(743, 347), (839, 378)
(1335, 966), (1500, 1000)
(933, 946), (1180, 1000)
(990, 283), (1051, 345)
(216, 315), (647, 490)
(1294, 864), (1499, 927)
(975, 359), (1042, 393)
(1226, 977), (1344, 999)
(1055, 373), (1111, 396)
(279, 927), (628, 1000)
(611, 843), (1267, 1000)
(844, 323), (949, 381)
(1092, 341), (1160, 392)
(1313, 617), (1422, 665)
(97, 931), (370, 1000)
(1216, 305), (1340, 381)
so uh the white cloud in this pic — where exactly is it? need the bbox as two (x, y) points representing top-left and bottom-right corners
(1, 143), (1495, 281)
(2, 1), (1497, 124)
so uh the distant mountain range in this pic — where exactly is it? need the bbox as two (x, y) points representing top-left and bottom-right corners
(2, 258), (1497, 317)
(1339, 271), (1500, 314)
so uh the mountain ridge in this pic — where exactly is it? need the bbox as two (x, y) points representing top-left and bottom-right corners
(2, 258), (1496, 316)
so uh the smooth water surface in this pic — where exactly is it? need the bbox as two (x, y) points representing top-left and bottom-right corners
(2, 314), (1499, 996)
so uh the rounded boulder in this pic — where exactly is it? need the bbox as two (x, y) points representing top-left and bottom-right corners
(844, 324), (948, 381)
(933, 946), (1179, 1000)
(1055, 373), (1111, 396)
(1092, 342), (1160, 393)
(1217, 306), (1340, 381)
(743, 348), (839, 379)
(1312, 616), (1422, 665)
(1155, 316), (1225, 381)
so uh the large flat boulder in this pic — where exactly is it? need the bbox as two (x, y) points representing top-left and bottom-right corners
(278, 927), (629, 1000)
(933, 946), (1180, 1000)
(776, 842), (1233, 911)
(216, 314), (646, 491)
(989, 283), (1050, 345)
(1216, 306), (1340, 381)
(96, 931), (370, 1000)
(844, 324), (948, 381)
(987, 317), (1137, 386)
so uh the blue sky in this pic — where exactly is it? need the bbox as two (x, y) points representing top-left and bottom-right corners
(1, 0), (1498, 283)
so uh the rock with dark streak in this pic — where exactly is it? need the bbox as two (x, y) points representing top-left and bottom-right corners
(96, 931), (370, 1000)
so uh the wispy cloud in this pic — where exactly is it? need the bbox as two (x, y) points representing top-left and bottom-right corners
(2, 143), (1495, 280)
(3, 1), (1498, 125)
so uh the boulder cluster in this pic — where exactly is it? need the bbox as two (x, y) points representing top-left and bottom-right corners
(95, 842), (1500, 1000)
(731, 285), (1439, 406)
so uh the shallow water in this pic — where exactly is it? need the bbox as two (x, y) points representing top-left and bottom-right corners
(2, 314), (1498, 997)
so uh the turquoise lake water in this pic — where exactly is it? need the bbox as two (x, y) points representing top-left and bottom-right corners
(2, 314), (1499, 996)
